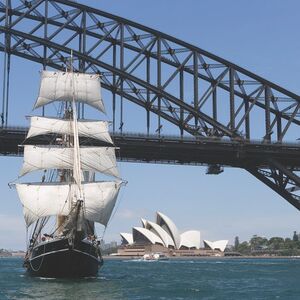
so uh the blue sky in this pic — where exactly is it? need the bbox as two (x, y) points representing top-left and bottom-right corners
(2, 0), (300, 249)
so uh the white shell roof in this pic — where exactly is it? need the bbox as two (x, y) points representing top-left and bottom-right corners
(141, 218), (147, 228)
(180, 231), (201, 249)
(203, 240), (228, 252)
(120, 232), (134, 245)
(145, 220), (175, 248)
(156, 211), (181, 249)
(133, 227), (164, 245)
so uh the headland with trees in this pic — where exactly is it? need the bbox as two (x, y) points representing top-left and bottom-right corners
(230, 231), (300, 256)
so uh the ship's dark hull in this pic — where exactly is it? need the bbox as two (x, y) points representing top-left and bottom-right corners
(24, 238), (103, 278)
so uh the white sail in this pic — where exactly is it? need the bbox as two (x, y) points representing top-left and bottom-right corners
(34, 71), (105, 112)
(16, 182), (71, 227)
(16, 181), (121, 227)
(83, 181), (122, 226)
(27, 116), (113, 144)
(20, 145), (119, 178)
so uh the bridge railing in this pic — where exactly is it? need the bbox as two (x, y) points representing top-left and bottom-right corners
(2, 125), (300, 148)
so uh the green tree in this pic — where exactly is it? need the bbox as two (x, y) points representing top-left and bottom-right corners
(237, 241), (250, 255)
(284, 238), (296, 249)
(234, 236), (240, 250)
(293, 231), (299, 242)
(268, 237), (284, 250)
(250, 235), (268, 250)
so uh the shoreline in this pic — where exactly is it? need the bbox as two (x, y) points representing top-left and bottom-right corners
(2, 254), (300, 259)
(103, 255), (300, 260)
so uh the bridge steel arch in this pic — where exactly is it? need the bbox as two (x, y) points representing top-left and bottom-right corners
(1, 0), (300, 210)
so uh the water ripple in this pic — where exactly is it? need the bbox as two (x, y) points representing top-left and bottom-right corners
(1, 257), (300, 299)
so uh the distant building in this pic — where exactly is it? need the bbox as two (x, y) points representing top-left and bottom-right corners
(110, 241), (118, 249)
(100, 240), (119, 250)
(117, 212), (228, 257)
(0, 249), (12, 257)
(121, 211), (200, 250)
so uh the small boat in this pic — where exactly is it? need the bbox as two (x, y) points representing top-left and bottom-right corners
(142, 252), (169, 261)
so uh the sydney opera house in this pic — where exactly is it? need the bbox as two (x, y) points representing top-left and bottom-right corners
(117, 212), (228, 257)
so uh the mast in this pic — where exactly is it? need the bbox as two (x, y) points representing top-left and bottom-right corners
(70, 51), (83, 201)
(56, 104), (71, 234)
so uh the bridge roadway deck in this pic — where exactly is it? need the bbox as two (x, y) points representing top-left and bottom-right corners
(0, 127), (300, 169)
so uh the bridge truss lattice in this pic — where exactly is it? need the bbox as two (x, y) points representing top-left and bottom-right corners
(1, 0), (300, 210)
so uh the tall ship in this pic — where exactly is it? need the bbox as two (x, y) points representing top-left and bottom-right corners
(12, 63), (124, 277)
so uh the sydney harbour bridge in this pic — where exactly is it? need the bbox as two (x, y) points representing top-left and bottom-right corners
(0, 0), (300, 210)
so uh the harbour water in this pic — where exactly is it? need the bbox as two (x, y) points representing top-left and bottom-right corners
(1, 257), (300, 299)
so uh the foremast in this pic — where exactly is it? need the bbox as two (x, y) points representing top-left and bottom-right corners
(70, 60), (83, 202)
